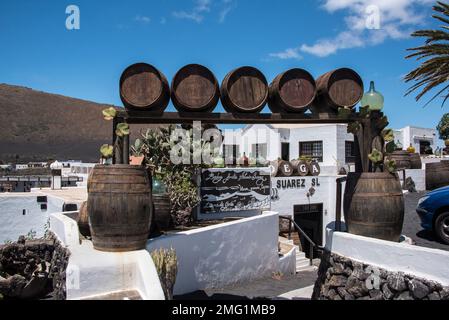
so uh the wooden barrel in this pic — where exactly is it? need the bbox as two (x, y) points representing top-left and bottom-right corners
(153, 193), (171, 230)
(221, 66), (268, 113)
(269, 160), (280, 177)
(409, 153), (422, 169)
(290, 160), (309, 176)
(76, 201), (90, 237)
(120, 63), (170, 111)
(278, 161), (294, 177)
(268, 68), (316, 113)
(343, 172), (404, 242)
(87, 165), (152, 252)
(426, 162), (449, 190)
(171, 64), (220, 112)
(309, 161), (321, 176)
(315, 68), (364, 110)
(389, 150), (411, 170)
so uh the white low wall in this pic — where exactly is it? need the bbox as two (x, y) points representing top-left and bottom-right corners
(146, 211), (282, 295)
(271, 176), (345, 246)
(50, 212), (164, 300)
(326, 229), (449, 286)
(400, 169), (426, 191)
(0, 194), (65, 243)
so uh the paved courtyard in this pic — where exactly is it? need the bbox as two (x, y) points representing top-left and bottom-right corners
(403, 191), (449, 252)
(175, 269), (318, 300)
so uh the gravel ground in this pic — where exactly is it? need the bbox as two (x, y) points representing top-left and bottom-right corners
(403, 191), (449, 251)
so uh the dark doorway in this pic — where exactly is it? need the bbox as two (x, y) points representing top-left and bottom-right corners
(281, 143), (290, 161)
(419, 141), (432, 155)
(294, 203), (323, 258)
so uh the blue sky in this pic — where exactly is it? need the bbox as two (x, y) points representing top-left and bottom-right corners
(0, 0), (447, 133)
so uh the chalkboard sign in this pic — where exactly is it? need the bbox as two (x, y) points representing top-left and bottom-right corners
(200, 168), (271, 214)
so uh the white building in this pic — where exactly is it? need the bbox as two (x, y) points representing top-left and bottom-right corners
(222, 124), (356, 175)
(393, 126), (438, 154)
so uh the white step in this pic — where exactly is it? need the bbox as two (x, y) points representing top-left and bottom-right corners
(294, 246), (317, 273)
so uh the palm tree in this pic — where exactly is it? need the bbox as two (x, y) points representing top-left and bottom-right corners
(405, 1), (449, 107)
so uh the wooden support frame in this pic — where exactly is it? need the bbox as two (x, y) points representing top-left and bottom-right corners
(112, 110), (386, 173)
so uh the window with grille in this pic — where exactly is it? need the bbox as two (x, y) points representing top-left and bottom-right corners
(251, 143), (268, 159)
(299, 141), (323, 162)
(223, 144), (240, 164)
(345, 141), (356, 164)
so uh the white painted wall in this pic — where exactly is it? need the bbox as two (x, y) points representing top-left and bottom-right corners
(394, 126), (439, 152)
(326, 229), (449, 286)
(146, 211), (283, 295)
(223, 124), (355, 167)
(399, 169), (426, 191)
(271, 176), (345, 246)
(0, 194), (65, 243)
(50, 212), (165, 300)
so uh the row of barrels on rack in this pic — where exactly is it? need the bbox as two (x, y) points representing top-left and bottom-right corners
(269, 159), (321, 177)
(120, 63), (364, 113)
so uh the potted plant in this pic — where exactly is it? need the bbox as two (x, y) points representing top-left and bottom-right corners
(344, 107), (405, 242)
(85, 107), (152, 252)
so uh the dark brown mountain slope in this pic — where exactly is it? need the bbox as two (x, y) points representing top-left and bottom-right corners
(0, 84), (155, 163)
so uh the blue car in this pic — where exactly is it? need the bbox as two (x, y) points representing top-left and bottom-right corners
(416, 185), (449, 244)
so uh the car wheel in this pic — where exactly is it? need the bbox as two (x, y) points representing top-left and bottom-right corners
(435, 212), (449, 245)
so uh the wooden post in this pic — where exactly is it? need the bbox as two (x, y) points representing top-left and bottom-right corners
(112, 117), (118, 164)
(123, 133), (130, 165)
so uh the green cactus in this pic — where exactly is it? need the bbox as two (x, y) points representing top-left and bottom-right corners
(368, 148), (383, 164)
(385, 159), (397, 174)
(102, 107), (117, 121)
(382, 129), (395, 143)
(100, 144), (114, 159)
(115, 123), (130, 137)
(150, 248), (178, 300)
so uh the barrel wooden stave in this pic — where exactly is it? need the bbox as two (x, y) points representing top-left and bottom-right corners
(221, 66), (268, 113)
(409, 153), (422, 170)
(120, 63), (170, 111)
(268, 68), (316, 113)
(389, 150), (412, 170)
(171, 64), (220, 112)
(344, 172), (404, 242)
(153, 193), (171, 230)
(315, 68), (364, 110)
(426, 162), (449, 190)
(76, 201), (90, 237)
(87, 165), (152, 252)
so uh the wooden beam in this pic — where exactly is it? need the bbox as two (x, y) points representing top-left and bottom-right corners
(116, 111), (361, 125)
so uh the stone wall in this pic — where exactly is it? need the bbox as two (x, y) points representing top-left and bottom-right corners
(0, 233), (70, 300)
(313, 251), (449, 300)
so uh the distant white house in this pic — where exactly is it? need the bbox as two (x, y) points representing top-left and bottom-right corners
(393, 126), (438, 154)
(222, 124), (356, 174)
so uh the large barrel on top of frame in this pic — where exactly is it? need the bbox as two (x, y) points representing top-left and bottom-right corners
(171, 64), (220, 112)
(426, 161), (449, 190)
(343, 172), (404, 242)
(221, 66), (269, 113)
(120, 63), (170, 111)
(268, 68), (316, 113)
(313, 68), (364, 112)
(87, 165), (153, 252)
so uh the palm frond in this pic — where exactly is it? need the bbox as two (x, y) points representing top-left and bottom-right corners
(405, 1), (449, 107)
